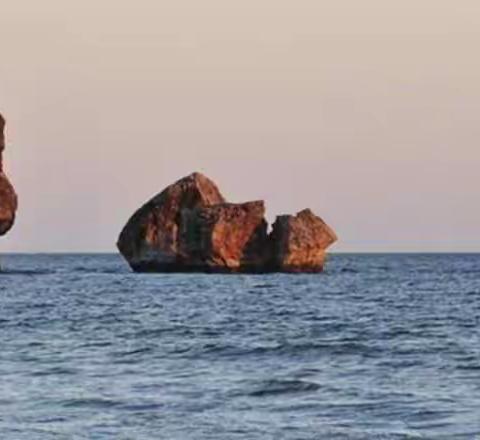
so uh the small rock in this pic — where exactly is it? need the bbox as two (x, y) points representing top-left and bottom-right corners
(268, 209), (337, 272)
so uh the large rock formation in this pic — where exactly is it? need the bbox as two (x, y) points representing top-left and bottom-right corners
(268, 209), (337, 273)
(117, 173), (225, 271)
(117, 173), (337, 273)
(0, 114), (17, 236)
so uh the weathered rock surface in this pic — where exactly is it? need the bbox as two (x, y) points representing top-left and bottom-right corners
(117, 172), (226, 271)
(179, 201), (268, 272)
(268, 209), (337, 272)
(117, 173), (337, 273)
(0, 114), (18, 236)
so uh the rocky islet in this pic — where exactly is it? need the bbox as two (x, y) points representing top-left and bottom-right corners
(117, 172), (337, 273)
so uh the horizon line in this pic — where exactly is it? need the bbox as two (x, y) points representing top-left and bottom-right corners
(2, 251), (480, 256)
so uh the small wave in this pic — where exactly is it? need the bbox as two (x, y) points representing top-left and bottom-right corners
(113, 346), (153, 357)
(291, 367), (321, 378)
(71, 266), (126, 275)
(133, 326), (194, 339)
(259, 340), (380, 357)
(31, 367), (78, 377)
(248, 379), (320, 397)
(376, 265), (391, 271)
(182, 340), (382, 360)
(30, 303), (56, 310)
(456, 364), (480, 371)
(61, 398), (122, 409)
(455, 268), (480, 274)
(340, 267), (359, 274)
(36, 417), (67, 424)
(0, 269), (53, 276)
(78, 341), (112, 349)
(122, 402), (164, 412)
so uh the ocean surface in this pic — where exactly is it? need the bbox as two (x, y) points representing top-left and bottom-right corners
(0, 254), (479, 440)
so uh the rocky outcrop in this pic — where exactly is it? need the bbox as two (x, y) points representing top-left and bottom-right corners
(179, 201), (268, 272)
(0, 114), (17, 236)
(268, 209), (337, 272)
(117, 173), (337, 273)
(117, 172), (225, 271)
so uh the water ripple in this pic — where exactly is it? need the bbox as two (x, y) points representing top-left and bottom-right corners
(0, 253), (479, 439)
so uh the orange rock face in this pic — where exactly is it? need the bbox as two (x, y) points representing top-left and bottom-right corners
(179, 201), (268, 272)
(117, 173), (337, 273)
(268, 209), (337, 272)
(0, 114), (18, 236)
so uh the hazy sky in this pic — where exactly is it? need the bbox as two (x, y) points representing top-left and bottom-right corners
(1, 0), (479, 252)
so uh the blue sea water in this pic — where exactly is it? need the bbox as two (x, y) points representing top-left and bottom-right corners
(0, 253), (479, 440)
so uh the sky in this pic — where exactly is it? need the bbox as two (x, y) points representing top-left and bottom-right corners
(1, 0), (479, 253)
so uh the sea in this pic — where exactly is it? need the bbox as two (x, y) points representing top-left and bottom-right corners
(0, 253), (479, 440)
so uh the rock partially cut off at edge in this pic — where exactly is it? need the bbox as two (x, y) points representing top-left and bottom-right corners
(0, 114), (17, 236)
